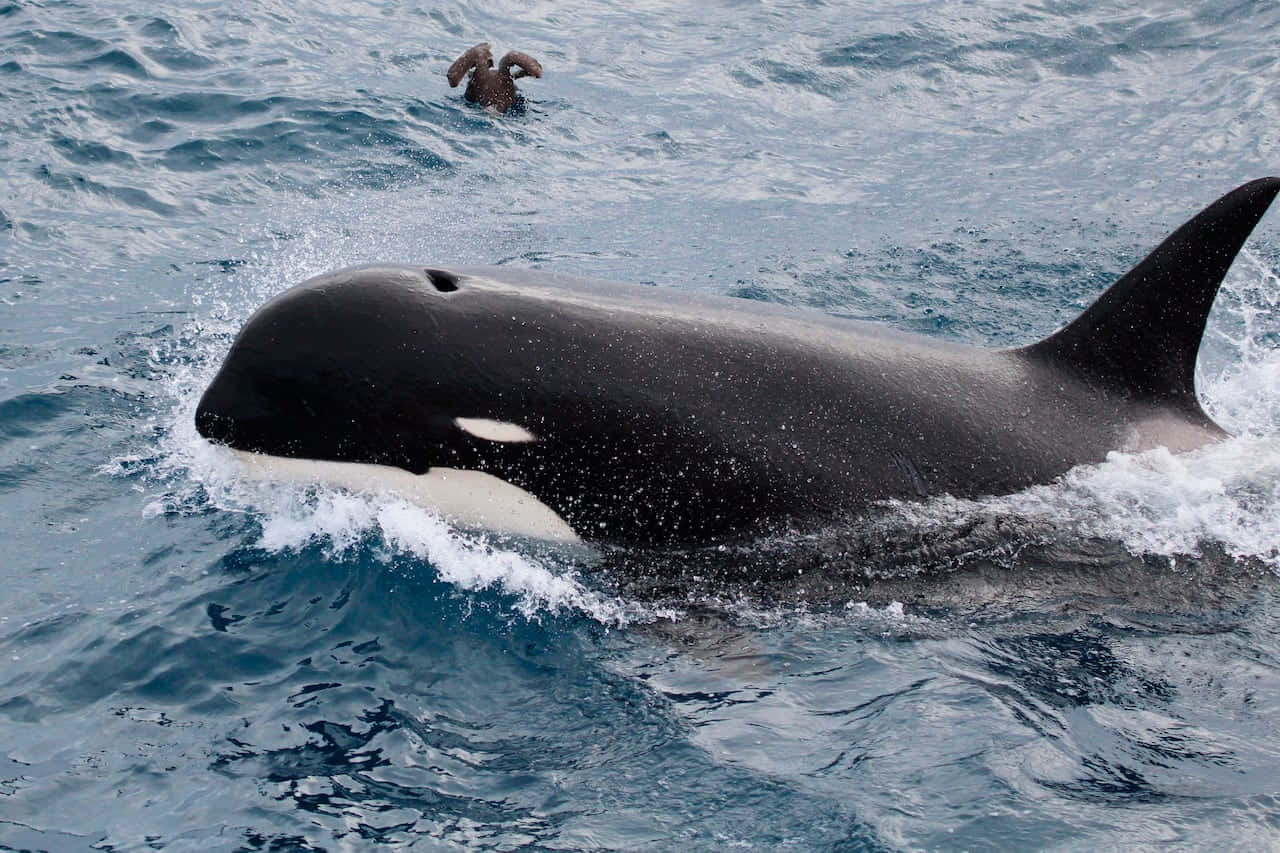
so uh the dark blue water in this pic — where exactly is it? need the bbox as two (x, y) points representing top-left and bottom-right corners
(5, 1), (1280, 848)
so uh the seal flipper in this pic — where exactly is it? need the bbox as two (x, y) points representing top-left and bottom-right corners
(1022, 177), (1280, 411)
(448, 43), (492, 88)
(499, 51), (542, 80)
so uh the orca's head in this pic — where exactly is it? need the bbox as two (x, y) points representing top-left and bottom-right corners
(194, 262), (785, 545)
(195, 265), (514, 474)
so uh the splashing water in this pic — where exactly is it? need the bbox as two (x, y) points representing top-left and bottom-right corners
(872, 246), (1280, 578)
(1201, 248), (1280, 436)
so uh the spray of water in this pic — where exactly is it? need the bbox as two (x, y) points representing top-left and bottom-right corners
(891, 247), (1280, 571)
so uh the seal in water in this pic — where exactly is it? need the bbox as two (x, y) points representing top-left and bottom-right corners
(447, 42), (542, 113)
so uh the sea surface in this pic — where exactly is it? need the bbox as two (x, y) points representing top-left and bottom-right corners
(4, 0), (1280, 849)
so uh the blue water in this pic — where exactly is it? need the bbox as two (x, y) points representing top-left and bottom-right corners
(5, 0), (1280, 848)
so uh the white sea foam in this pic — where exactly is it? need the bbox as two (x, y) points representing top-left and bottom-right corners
(1062, 249), (1280, 567)
(894, 437), (1280, 571)
(150, 406), (660, 625)
(891, 248), (1280, 570)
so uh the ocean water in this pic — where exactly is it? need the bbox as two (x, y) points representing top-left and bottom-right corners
(4, 0), (1280, 848)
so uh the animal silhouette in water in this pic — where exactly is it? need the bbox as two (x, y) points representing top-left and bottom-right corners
(447, 43), (543, 113)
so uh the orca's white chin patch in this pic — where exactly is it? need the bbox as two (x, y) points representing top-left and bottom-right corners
(454, 417), (537, 443)
(228, 450), (579, 543)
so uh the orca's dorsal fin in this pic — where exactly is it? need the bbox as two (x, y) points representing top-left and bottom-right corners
(1022, 177), (1280, 407)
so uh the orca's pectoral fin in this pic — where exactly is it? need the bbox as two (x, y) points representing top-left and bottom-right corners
(1023, 176), (1280, 407)
(448, 43), (492, 87)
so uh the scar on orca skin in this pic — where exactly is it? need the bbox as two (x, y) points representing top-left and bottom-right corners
(447, 42), (543, 113)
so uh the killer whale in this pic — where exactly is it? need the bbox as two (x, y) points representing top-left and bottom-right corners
(195, 178), (1280, 546)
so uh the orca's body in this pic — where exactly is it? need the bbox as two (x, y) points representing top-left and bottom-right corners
(196, 179), (1280, 546)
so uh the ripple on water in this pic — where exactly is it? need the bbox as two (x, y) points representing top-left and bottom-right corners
(81, 47), (149, 79)
(137, 17), (216, 72)
(17, 29), (109, 59)
(50, 133), (138, 167)
(34, 163), (179, 217)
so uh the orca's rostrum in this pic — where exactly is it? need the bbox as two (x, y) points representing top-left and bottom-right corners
(196, 178), (1280, 546)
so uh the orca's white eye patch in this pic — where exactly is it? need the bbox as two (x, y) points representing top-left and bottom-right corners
(454, 417), (537, 443)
